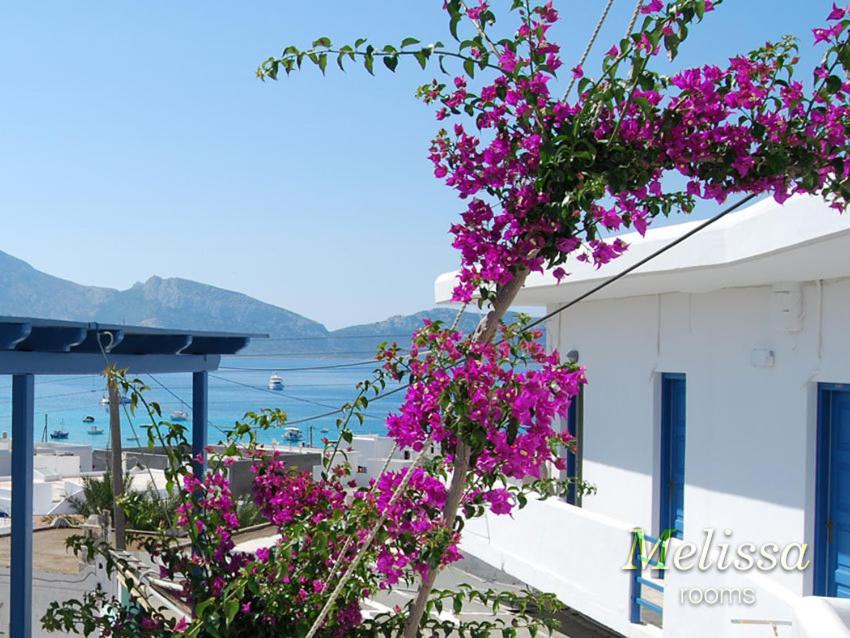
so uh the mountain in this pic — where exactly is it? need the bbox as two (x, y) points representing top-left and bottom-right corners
(0, 250), (115, 319)
(0, 249), (537, 355)
(95, 276), (328, 343)
(0, 249), (327, 350)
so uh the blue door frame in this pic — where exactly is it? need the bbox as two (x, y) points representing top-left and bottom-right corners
(659, 373), (686, 540)
(815, 382), (850, 597)
(565, 390), (583, 506)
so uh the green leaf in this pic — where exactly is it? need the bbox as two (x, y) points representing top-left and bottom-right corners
(827, 74), (843, 94)
(453, 595), (463, 615)
(312, 36), (331, 48)
(463, 57), (475, 78)
(401, 37), (420, 48)
(224, 599), (239, 625)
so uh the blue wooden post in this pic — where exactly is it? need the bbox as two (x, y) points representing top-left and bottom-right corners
(629, 529), (641, 624)
(192, 371), (208, 478)
(11, 374), (34, 638)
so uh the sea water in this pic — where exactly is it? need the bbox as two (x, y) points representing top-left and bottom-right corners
(0, 356), (405, 448)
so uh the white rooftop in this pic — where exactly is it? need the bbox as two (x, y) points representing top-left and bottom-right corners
(434, 194), (850, 306)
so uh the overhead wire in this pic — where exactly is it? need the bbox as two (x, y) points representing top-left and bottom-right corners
(524, 193), (759, 331)
(208, 373), (385, 422)
(226, 350), (405, 358)
(219, 359), (379, 372)
(95, 333), (175, 529)
(260, 333), (415, 342)
(274, 193), (761, 427)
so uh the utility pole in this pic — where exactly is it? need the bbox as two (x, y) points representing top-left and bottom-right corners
(108, 375), (126, 551)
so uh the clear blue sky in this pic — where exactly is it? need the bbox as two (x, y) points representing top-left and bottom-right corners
(0, 2), (826, 329)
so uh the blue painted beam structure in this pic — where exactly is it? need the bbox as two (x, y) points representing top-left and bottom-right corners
(11, 375), (34, 638)
(0, 316), (263, 638)
(0, 352), (222, 376)
(193, 371), (208, 478)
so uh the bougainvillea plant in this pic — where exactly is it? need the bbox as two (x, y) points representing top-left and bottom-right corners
(43, 1), (849, 636)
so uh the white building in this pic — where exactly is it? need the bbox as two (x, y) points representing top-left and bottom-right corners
(435, 195), (850, 637)
(313, 435), (415, 487)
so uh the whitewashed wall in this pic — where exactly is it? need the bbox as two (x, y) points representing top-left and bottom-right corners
(461, 276), (850, 637)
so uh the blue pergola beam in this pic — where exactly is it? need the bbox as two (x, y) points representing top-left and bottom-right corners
(0, 352), (222, 376)
(0, 324), (31, 351)
(0, 316), (263, 638)
(184, 336), (250, 356)
(111, 334), (192, 355)
(70, 329), (125, 354)
(192, 371), (208, 477)
(18, 326), (87, 353)
(11, 374), (34, 638)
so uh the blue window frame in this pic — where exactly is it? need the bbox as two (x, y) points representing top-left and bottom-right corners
(815, 383), (850, 597)
(659, 373), (686, 540)
(565, 389), (583, 506)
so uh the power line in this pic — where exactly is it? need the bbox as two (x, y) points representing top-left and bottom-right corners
(261, 333), (415, 342)
(147, 374), (190, 409)
(208, 374), (385, 422)
(285, 384), (409, 426)
(219, 359), (380, 372)
(0, 388), (100, 405)
(525, 193), (758, 330)
(279, 193), (759, 426)
(227, 350), (404, 358)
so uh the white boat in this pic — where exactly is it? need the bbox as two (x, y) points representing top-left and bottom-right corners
(284, 427), (302, 442)
(170, 409), (189, 422)
(87, 425), (104, 435)
(267, 374), (284, 391)
(100, 393), (132, 407)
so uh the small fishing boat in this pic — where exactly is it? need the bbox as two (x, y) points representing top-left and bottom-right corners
(267, 374), (284, 391)
(320, 428), (329, 434)
(87, 425), (104, 435)
(170, 409), (189, 422)
(284, 427), (302, 442)
(50, 419), (70, 440)
(82, 415), (95, 424)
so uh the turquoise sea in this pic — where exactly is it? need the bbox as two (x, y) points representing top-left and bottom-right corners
(0, 356), (405, 448)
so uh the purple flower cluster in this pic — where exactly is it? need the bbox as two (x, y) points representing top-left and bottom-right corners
(383, 321), (583, 489)
(425, 1), (850, 301)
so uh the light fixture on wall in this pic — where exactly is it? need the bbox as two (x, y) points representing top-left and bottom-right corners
(750, 348), (775, 368)
(566, 349), (580, 364)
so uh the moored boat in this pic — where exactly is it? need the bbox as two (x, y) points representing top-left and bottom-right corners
(267, 374), (284, 391)
(100, 393), (132, 407)
(170, 409), (189, 422)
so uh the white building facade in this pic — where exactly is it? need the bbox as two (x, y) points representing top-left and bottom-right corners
(435, 195), (850, 637)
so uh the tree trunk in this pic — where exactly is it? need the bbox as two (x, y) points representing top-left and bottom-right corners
(108, 376), (126, 551)
(402, 270), (529, 637)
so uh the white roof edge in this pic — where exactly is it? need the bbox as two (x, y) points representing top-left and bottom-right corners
(435, 194), (850, 305)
